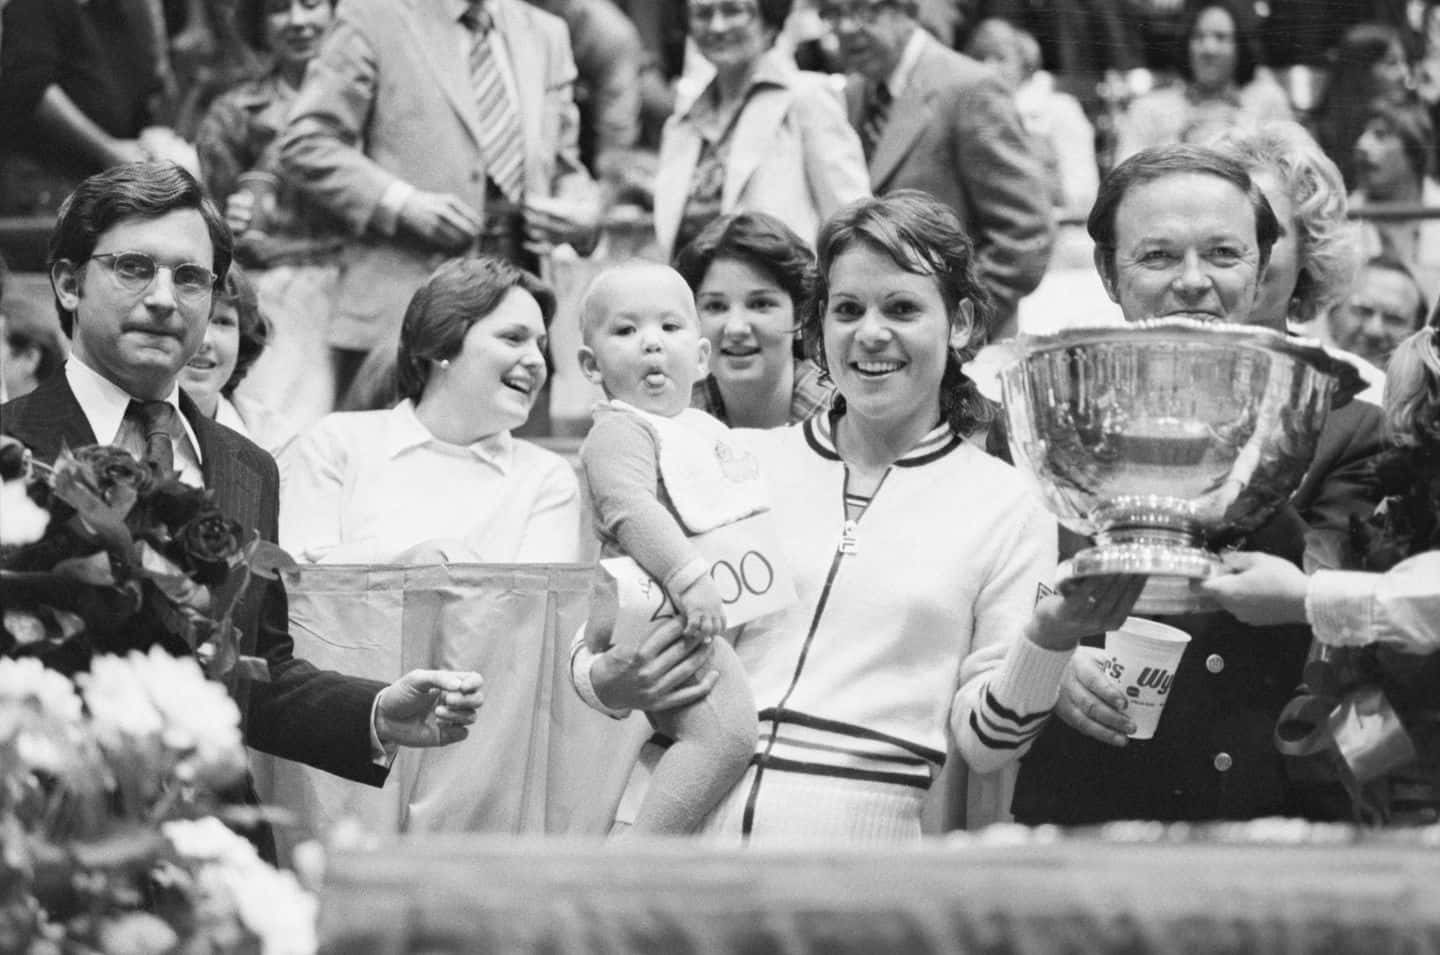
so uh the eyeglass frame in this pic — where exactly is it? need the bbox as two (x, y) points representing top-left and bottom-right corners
(815, 0), (896, 27)
(81, 251), (219, 304)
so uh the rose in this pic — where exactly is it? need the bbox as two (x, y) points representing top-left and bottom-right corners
(0, 435), (32, 482)
(71, 446), (154, 502)
(178, 511), (245, 586)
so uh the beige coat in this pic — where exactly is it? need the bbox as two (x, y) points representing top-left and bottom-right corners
(653, 50), (870, 259)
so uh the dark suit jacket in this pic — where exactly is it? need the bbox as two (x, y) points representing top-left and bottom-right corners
(845, 31), (1054, 330)
(2, 373), (388, 787)
(1012, 398), (1387, 825)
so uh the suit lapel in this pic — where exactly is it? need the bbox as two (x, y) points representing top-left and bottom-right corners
(868, 38), (941, 190)
(653, 119), (703, 252)
(722, 83), (794, 209)
(1, 374), (98, 462)
(188, 401), (264, 543)
(403, 0), (488, 150)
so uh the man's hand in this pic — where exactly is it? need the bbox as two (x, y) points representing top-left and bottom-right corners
(375, 669), (485, 748)
(1055, 646), (1136, 747)
(1194, 551), (1308, 626)
(523, 192), (600, 256)
(397, 191), (484, 249)
(591, 617), (718, 712)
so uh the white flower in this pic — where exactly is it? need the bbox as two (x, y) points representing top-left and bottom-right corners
(0, 657), (83, 722)
(0, 479), (49, 546)
(164, 818), (319, 955)
(79, 653), (165, 746)
(163, 816), (259, 867)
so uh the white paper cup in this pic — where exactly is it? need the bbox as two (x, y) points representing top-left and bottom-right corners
(1100, 617), (1192, 740)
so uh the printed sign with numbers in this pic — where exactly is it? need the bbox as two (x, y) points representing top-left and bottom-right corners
(600, 511), (796, 652)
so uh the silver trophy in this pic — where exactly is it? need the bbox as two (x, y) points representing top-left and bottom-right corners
(999, 319), (1362, 613)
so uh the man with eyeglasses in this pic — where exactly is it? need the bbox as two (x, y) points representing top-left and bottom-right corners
(1, 161), (489, 860)
(819, 0), (1054, 337)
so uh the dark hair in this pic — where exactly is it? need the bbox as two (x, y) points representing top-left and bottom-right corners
(673, 211), (816, 360)
(47, 161), (232, 337)
(803, 190), (993, 436)
(1312, 22), (1413, 187)
(1361, 98), (1435, 184)
(396, 256), (556, 402)
(1177, 0), (1259, 87)
(1089, 144), (1281, 287)
(1361, 254), (1431, 332)
(239, 0), (338, 52)
(213, 265), (270, 397)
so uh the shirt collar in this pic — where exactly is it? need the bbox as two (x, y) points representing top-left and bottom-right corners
(680, 47), (793, 124)
(383, 399), (515, 471)
(804, 404), (960, 466)
(64, 358), (204, 463)
(884, 27), (927, 98)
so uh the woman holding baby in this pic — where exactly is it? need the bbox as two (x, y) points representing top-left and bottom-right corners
(575, 191), (1142, 841)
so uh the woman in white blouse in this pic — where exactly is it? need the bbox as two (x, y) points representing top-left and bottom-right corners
(280, 256), (582, 564)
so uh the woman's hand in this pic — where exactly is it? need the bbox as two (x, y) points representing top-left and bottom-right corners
(591, 617), (719, 712)
(1054, 646), (1136, 747)
(1194, 552), (1308, 626)
(1026, 573), (1148, 651)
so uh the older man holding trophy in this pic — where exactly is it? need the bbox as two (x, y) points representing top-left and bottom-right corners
(1007, 145), (1386, 824)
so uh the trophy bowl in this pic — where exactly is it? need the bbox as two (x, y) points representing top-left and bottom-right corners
(999, 319), (1362, 613)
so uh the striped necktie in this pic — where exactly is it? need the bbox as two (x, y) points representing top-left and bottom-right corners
(462, 2), (526, 203)
(127, 400), (178, 475)
(860, 82), (892, 161)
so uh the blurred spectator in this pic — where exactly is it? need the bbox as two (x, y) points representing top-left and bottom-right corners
(1113, 0), (1291, 163)
(0, 252), (67, 403)
(1310, 22), (1415, 190)
(195, 0), (347, 433)
(278, 0), (601, 415)
(0, 0), (194, 215)
(829, 0), (1054, 337)
(1329, 254), (1430, 372)
(1350, 99), (1440, 300)
(980, 0), (1139, 77)
(524, 0), (646, 184)
(178, 266), (298, 457)
(967, 17), (1099, 217)
(654, 0), (869, 259)
(279, 257), (581, 565)
(1263, 0), (1413, 70)
(167, 0), (266, 139)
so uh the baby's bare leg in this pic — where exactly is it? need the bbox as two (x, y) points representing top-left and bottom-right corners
(629, 638), (756, 835)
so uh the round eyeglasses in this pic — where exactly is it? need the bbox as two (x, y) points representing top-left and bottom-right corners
(86, 251), (218, 303)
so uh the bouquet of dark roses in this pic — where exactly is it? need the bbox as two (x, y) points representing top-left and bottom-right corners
(0, 435), (317, 953)
(0, 434), (290, 680)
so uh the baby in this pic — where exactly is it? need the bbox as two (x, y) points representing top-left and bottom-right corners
(577, 261), (760, 835)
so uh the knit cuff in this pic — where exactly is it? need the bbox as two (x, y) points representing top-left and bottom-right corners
(988, 634), (1073, 715)
(569, 626), (632, 721)
(1305, 570), (1378, 648)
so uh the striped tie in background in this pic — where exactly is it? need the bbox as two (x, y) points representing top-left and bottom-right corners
(463, 2), (526, 203)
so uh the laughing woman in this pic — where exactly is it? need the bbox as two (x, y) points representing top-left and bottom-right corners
(279, 256), (582, 565)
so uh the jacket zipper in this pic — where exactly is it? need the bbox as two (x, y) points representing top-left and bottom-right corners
(739, 465), (889, 839)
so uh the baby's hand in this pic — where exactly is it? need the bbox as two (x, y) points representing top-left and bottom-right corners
(676, 574), (726, 639)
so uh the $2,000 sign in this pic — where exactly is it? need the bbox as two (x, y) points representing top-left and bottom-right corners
(600, 511), (796, 649)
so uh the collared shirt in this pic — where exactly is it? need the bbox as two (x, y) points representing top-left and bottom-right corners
(1307, 553), (1440, 654)
(884, 26), (928, 101)
(65, 358), (204, 486)
(690, 358), (835, 427)
(278, 400), (582, 564)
